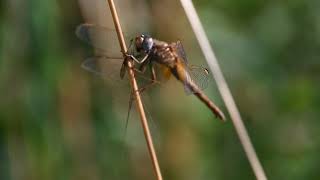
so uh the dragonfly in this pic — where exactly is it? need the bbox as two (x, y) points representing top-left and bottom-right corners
(76, 23), (226, 121)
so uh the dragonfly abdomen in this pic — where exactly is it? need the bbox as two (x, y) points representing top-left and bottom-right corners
(184, 77), (226, 121)
(151, 40), (225, 121)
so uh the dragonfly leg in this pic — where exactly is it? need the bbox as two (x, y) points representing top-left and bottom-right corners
(133, 69), (161, 84)
(125, 53), (149, 64)
(124, 90), (134, 137)
(137, 63), (158, 94)
(130, 59), (161, 85)
(138, 57), (150, 72)
(120, 60), (127, 79)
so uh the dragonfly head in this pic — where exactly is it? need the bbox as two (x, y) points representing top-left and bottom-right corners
(135, 34), (154, 53)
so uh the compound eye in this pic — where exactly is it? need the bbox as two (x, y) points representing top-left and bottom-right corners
(142, 37), (154, 52)
(135, 35), (144, 52)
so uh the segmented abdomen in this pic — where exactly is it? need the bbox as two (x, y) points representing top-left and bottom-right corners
(175, 66), (226, 121)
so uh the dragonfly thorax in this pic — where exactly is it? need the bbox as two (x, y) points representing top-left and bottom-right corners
(135, 34), (154, 53)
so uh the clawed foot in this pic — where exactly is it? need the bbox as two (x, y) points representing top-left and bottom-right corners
(125, 53), (135, 59)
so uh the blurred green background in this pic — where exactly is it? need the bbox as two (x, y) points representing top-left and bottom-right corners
(1, 0), (320, 179)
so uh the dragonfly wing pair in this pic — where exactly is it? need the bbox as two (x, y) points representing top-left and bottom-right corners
(76, 24), (133, 80)
(76, 24), (129, 58)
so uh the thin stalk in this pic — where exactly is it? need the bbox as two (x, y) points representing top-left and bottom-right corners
(106, 0), (163, 180)
(179, 0), (267, 180)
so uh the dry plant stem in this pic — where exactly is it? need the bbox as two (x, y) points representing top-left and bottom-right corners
(180, 0), (268, 180)
(106, 0), (163, 180)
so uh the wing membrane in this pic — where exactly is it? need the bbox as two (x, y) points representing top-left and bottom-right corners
(174, 41), (188, 64)
(184, 65), (211, 94)
(172, 41), (210, 94)
(81, 56), (124, 82)
(76, 23), (132, 58)
(188, 65), (210, 90)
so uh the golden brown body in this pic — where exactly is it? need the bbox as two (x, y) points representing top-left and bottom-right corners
(148, 40), (226, 121)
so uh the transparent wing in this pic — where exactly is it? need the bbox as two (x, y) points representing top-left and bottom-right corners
(76, 23), (133, 58)
(184, 64), (211, 95)
(81, 56), (125, 82)
(188, 65), (210, 89)
(174, 41), (188, 64)
(172, 41), (210, 93)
